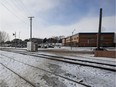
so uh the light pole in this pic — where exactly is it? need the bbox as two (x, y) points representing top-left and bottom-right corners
(71, 29), (76, 50)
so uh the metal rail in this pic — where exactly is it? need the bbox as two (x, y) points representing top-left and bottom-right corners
(0, 63), (36, 87)
(3, 49), (115, 67)
(0, 54), (91, 87)
(1, 48), (115, 64)
(21, 52), (116, 72)
(0, 49), (116, 71)
(38, 53), (116, 67)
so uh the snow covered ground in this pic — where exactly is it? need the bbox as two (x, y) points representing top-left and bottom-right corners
(38, 51), (116, 66)
(39, 46), (116, 51)
(0, 50), (86, 87)
(0, 64), (33, 87)
(37, 47), (94, 52)
(0, 49), (116, 87)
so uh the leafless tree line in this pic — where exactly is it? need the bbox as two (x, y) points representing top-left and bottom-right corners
(0, 31), (9, 43)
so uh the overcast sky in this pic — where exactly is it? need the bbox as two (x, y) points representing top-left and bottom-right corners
(0, 0), (115, 40)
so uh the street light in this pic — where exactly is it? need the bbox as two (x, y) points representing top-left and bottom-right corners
(71, 29), (76, 50)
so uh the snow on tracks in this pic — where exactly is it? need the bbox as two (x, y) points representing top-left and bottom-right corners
(0, 52), (87, 87)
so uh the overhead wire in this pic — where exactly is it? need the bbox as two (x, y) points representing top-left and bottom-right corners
(7, 0), (28, 18)
(11, 0), (34, 24)
(1, 0), (25, 21)
(0, 3), (23, 23)
(12, 0), (31, 17)
(0, 0), (29, 39)
(16, 0), (33, 16)
(13, 0), (38, 30)
(15, 0), (39, 38)
(0, 0), (36, 39)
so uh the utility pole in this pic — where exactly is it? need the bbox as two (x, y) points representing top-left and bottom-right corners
(97, 8), (102, 50)
(28, 16), (34, 41)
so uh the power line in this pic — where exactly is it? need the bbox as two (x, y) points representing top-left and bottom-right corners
(14, 0), (32, 16)
(2, 0), (27, 20)
(12, 0), (31, 17)
(0, 1), (27, 24)
(8, 0), (28, 18)
(18, 0), (32, 16)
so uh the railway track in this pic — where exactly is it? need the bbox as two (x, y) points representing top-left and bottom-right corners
(0, 54), (91, 87)
(19, 52), (116, 72)
(1, 49), (116, 71)
(0, 50), (115, 87)
(0, 63), (36, 87)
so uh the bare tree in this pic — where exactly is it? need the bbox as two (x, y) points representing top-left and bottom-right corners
(0, 31), (9, 44)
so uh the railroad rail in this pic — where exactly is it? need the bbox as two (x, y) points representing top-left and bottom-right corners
(0, 54), (91, 87)
(0, 49), (116, 71)
(20, 52), (116, 72)
(0, 63), (36, 87)
(0, 49), (115, 87)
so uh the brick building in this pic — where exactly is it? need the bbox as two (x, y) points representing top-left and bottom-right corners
(62, 32), (115, 47)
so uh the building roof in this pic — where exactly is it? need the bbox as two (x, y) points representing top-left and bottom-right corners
(78, 32), (114, 34)
(62, 32), (115, 39)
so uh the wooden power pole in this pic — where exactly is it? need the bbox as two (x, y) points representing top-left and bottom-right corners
(97, 8), (102, 50)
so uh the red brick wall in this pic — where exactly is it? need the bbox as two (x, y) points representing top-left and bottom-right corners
(62, 33), (114, 47)
(94, 51), (116, 58)
(78, 33), (114, 47)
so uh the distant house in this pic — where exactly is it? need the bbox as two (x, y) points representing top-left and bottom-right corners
(31, 38), (42, 44)
(62, 32), (115, 47)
